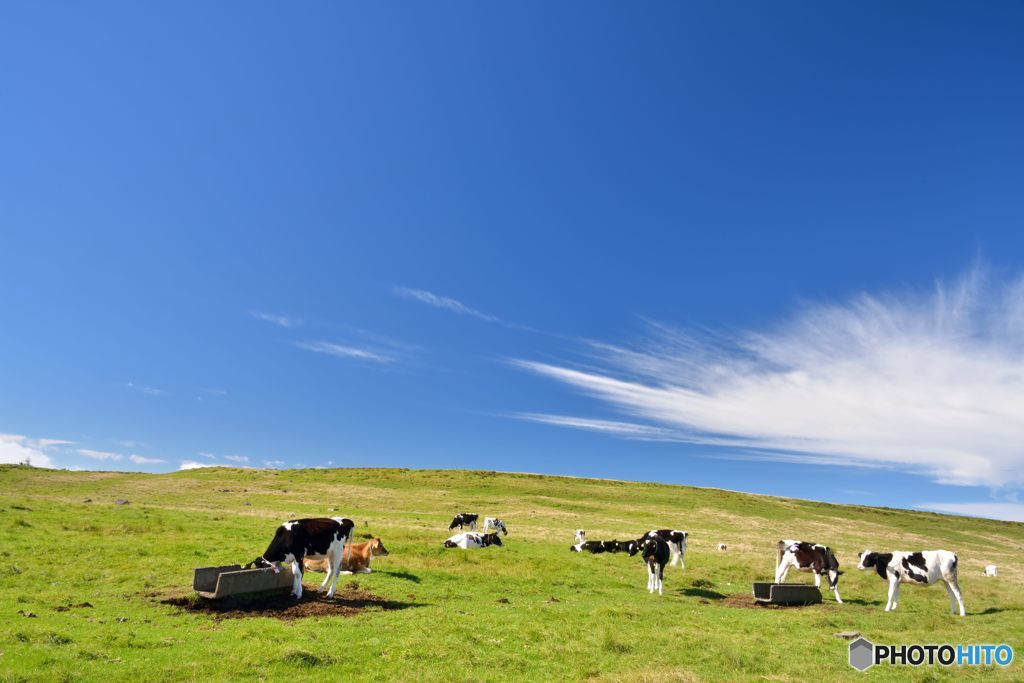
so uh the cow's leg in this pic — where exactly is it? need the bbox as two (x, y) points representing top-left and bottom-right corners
(325, 540), (346, 598)
(318, 557), (333, 592)
(647, 562), (654, 593)
(946, 579), (965, 616)
(813, 572), (821, 588)
(657, 563), (664, 595)
(775, 560), (790, 584)
(291, 560), (303, 599)
(833, 583), (843, 604)
(885, 577), (898, 611)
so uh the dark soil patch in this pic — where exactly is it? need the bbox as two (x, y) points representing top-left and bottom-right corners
(159, 583), (422, 620)
(720, 594), (819, 610)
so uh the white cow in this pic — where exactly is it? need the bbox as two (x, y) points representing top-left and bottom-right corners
(984, 565), (998, 577)
(483, 517), (508, 535)
(857, 549), (964, 616)
(443, 532), (503, 549)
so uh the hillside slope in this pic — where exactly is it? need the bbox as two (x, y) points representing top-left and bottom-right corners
(0, 465), (1021, 681)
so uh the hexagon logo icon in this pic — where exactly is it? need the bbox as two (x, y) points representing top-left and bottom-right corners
(849, 637), (875, 671)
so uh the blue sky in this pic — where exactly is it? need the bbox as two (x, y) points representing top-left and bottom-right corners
(3, 3), (1024, 520)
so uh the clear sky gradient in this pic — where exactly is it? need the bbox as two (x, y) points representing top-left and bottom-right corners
(3, 3), (1024, 520)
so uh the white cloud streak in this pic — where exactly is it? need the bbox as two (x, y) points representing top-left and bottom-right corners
(918, 502), (1024, 523)
(223, 455), (249, 463)
(126, 382), (168, 396)
(251, 311), (301, 328)
(295, 341), (392, 363)
(78, 448), (122, 461)
(515, 269), (1024, 489)
(128, 454), (165, 465)
(512, 413), (681, 441)
(394, 287), (502, 323)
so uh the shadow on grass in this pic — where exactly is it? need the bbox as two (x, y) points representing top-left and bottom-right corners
(840, 598), (884, 606)
(379, 570), (422, 583)
(681, 587), (727, 600)
(160, 584), (427, 621)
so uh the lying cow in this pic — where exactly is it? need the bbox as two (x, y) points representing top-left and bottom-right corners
(247, 517), (355, 599)
(984, 565), (998, 577)
(642, 537), (671, 595)
(303, 538), (389, 575)
(717, 543), (727, 551)
(857, 549), (965, 616)
(448, 512), (479, 531)
(775, 539), (842, 603)
(570, 540), (608, 553)
(483, 517), (508, 535)
(646, 529), (688, 569)
(444, 532), (503, 549)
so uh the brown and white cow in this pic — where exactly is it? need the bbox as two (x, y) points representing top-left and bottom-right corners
(857, 549), (964, 616)
(775, 539), (842, 603)
(247, 516), (355, 599)
(303, 537), (389, 575)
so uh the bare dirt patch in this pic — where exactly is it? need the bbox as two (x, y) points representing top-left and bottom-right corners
(158, 582), (421, 620)
(720, 593), (822, 610)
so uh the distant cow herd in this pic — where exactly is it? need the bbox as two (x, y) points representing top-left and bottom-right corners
(245, 512), (985, 616)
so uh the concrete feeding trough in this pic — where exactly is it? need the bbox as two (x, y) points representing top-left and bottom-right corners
(193, 564), (295, 599)
(752, 582), (822, 606)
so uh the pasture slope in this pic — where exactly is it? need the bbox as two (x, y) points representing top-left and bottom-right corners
(0, 465), (1021, 682)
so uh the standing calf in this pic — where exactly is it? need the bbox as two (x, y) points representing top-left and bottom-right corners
(646, 529), (688, 569)
(857, 549), (964, 616)
(483, 517), (508, 535)
(448, 513), (479, 531)
(775, 539), (842, 603)
(642, 537), (670, 595)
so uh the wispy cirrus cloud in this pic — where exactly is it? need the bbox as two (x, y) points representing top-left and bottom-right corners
(223, 455), (249, 463)
(512, 413), (681, 441)
(251, 311), (302, 328)
(78, 448), (122, 461)
(295, 340), (392, 363)
(128, 454), (165, 465)
(126, 381), (168, 396)
(394, 287), (501, 323)
(264, 459), (285, 468)
(514, 268), (1024, 489)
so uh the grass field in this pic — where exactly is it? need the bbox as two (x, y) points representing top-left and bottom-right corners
(1, 465), (1021, 681)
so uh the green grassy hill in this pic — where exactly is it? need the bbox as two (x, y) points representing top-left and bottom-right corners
(1, 465), (1021, 681)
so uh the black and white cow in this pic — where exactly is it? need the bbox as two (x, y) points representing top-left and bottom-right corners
(775, 539), (842, 603)
(570, 539), (607, 553)
(443, 532), (503, 549)
(645, 529), (688, 569)
(617, 539), (641, 555)
(857, 549), (964, 616)
(574, 529), (586, 545)
(448, 512), (479, 531)
(248, 517), (355, 599)
(483, 517), (508, 535)
(642, 537), (671, 595)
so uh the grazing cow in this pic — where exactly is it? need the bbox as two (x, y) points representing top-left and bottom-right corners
(775, 539), (843, 603)
(444, 532), (503, 549)
(857, 549), (964, 616)
(984, 565), (998, 577)
(642, 537), (671, 595)
(303, 537), (389, 575)
(570, 540), (608, 553)
(247, 517), (355, 599)
(448, 513), (479, 531)
(574, 529), (586, 545)
(645, 530), (688, 569)
(717, 543), (728, 551)
(483, 517), (508, 535)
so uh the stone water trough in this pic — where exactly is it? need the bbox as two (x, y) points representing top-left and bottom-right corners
(193, 564), (295, 599)
(751, 582), (822, 606)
